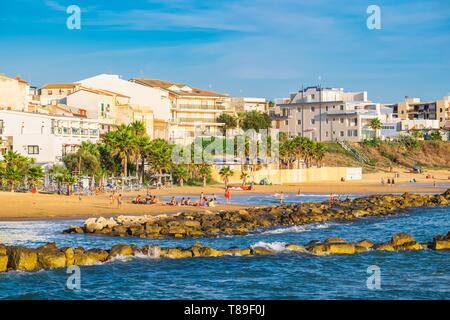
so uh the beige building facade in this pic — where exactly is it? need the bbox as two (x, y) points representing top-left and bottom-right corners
(0, 74), (30, 112)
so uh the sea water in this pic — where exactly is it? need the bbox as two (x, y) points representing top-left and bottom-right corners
(0, 195), (448, 300)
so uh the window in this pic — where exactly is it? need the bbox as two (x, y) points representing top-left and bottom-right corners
(27, 145), (39, 155)
(325, 131), (329, 137)
(311, 94), (315, 99)
(311, 107), (315, 112)
(297, 120), (301, 125)
(311, 119), (315, 125)
(340, 105), (344, 110)
(325, 106), (329, 111)
(48, 90), (53, 95)
(285, 120), (288, 125)
(0, 120), (3, 134)
(325, 118), (329, 124)
(340, 131), (345, 137)
(340, 118), (344, 124)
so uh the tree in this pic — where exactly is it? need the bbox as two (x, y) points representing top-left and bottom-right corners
(240, 171), (249, 185)
(146, 139), (174, 185)
(104, 124), (135, 177)
(219, 166), (234, 188)
(312, 142), (327, 167)
(198, 163), (212, 187)
(430, 130), (442, 141)
(27, 166), (44, 188)
(63, 142), (100, 178)
(49, 165), (70, 195)
(173, 164), (190, 187)
(0, 151), (32, 192)
(217, 113), (237, 134)
(369, 118), (382, 139)
(240, 111), (272, 131)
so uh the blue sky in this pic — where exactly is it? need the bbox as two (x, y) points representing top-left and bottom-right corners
(0, 0), (449, 103)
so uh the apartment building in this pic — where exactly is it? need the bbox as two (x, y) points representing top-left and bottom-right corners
(231, 97), (268, 113)
(130, 78), (231, 145)
(0, 74), (30, 112)
(38, 83), (79, 105)
(272, 86), (392, 142)
(393, 96), (450, 127)
(66, 87), (135, 136)
(0, 110), (99, 164)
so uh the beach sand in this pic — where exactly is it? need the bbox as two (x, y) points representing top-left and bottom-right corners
(0, 168), (448, 221)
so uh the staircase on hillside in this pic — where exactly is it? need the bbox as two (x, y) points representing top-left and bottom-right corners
(338, 141), (371, 165)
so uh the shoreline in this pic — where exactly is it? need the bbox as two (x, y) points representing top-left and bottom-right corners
(0, 168), (448, 222)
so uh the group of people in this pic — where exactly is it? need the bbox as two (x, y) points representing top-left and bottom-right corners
(109, 192), (123, 208)
(167, 193), (218, 207)
(132, 194), (160, 205)
(381, 177), (396, 185)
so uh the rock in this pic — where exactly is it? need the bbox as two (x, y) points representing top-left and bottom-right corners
(324, 237), (347, 244)
(430, 232), (450, 250)
(183, 220), (201, 228)
(63, 226), (84, 234)
(395, 242), (425, 251)
(36, 249), (66, 269)
(355, 246), (369, 253)
(7, 247), (38, 271)
(62, 247), (75, 266)
(142, 245), (161, 258)
(161, 248), (193, 259)
(355, 239), (374, 249)
(223, 248), (252, 256)
(74, 249), (109, 266)
(374, 243), (395, 251)
(197, 247), (226, 257)
(285, 244), (306, 252)
(0, 255), (8, 272)
(308, 243), (356, 255)
(251, 247), (274, 255)
(39, 243), (58, 250)
(391, 233), (416, 246)
(110, 244), (134, 257)
(0, 244), (7, 255)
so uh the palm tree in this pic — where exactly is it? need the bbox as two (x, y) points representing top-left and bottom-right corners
(219, 166), (234, 188)
(49, 165), (69, 195)
(240, 171), (249, 185)
(174, 164), (190, 187)
(27, 166), (44, 189)
(312, 142), (327, 167)
(64, 174), (78, 196)
(370, 118), (382, 139)
(0, 151), (31, 191)
(146, 139), (174, 185)
(104, 125), (135, 177)
(198, 163), (212, 187)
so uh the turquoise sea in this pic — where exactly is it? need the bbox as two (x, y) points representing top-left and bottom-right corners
(0, 194), (449, 300)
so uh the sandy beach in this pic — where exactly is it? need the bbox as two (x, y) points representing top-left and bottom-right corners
(0, 168), (448, 221)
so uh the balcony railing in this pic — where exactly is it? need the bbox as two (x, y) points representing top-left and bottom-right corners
(177, 118), (221, 124)
(174, 104), (227, 111)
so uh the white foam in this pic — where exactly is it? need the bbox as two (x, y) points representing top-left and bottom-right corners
(262, 222), (333, 235)
(250, 241), (288, 252)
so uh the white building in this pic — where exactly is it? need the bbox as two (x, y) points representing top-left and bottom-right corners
(0, 74), (30, 112)
(272, 86), (395, 141)
(231, 97), (267, 113)
(78, 74), (171, 138)
(0, 110), (99, 164)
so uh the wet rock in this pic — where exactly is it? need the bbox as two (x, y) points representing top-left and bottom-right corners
(391, 233), (416, 246)
(325, 237), (347, 244)
(63, 226), (84, 234)
(74, 249), (109, 266)
(0, 255), (8, 272)
(223, 248), (252, 256)
(37, 248), (66, 269)
(62, 247), (75, 266)
(0, 244), (7, 255)
(285, 244), (306, 252)
(308, 243), (356, 255)
(7, 247), (38, 271)
(161, 248), (193, 259)
(251, 247), (274, 255)
(374, 243), (395, 251)
(142, 245), (161, 258)
(430, 231), (450, 250)
(355, 240), (374, 250)
(110, 244), (134, 258)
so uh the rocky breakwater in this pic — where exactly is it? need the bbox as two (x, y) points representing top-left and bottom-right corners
(64, 190), (450, 239)
(1, 231), (449, 273)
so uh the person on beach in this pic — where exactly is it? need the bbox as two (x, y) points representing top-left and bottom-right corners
(212, 194), (217, 201)
(387, 178), (391, 185)
(280, 192), (284, 205)
(225, 188), (231, 204)
(392, 178), (395, 185)
(117, 194), (122, 208)
(297, 188), (301, 195)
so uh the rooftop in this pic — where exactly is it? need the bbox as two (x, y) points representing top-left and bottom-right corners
(131, 78), (228, 98)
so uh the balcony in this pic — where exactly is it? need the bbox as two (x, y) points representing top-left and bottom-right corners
(173, 104), (227, 111)
(177, 117), (221, 124)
